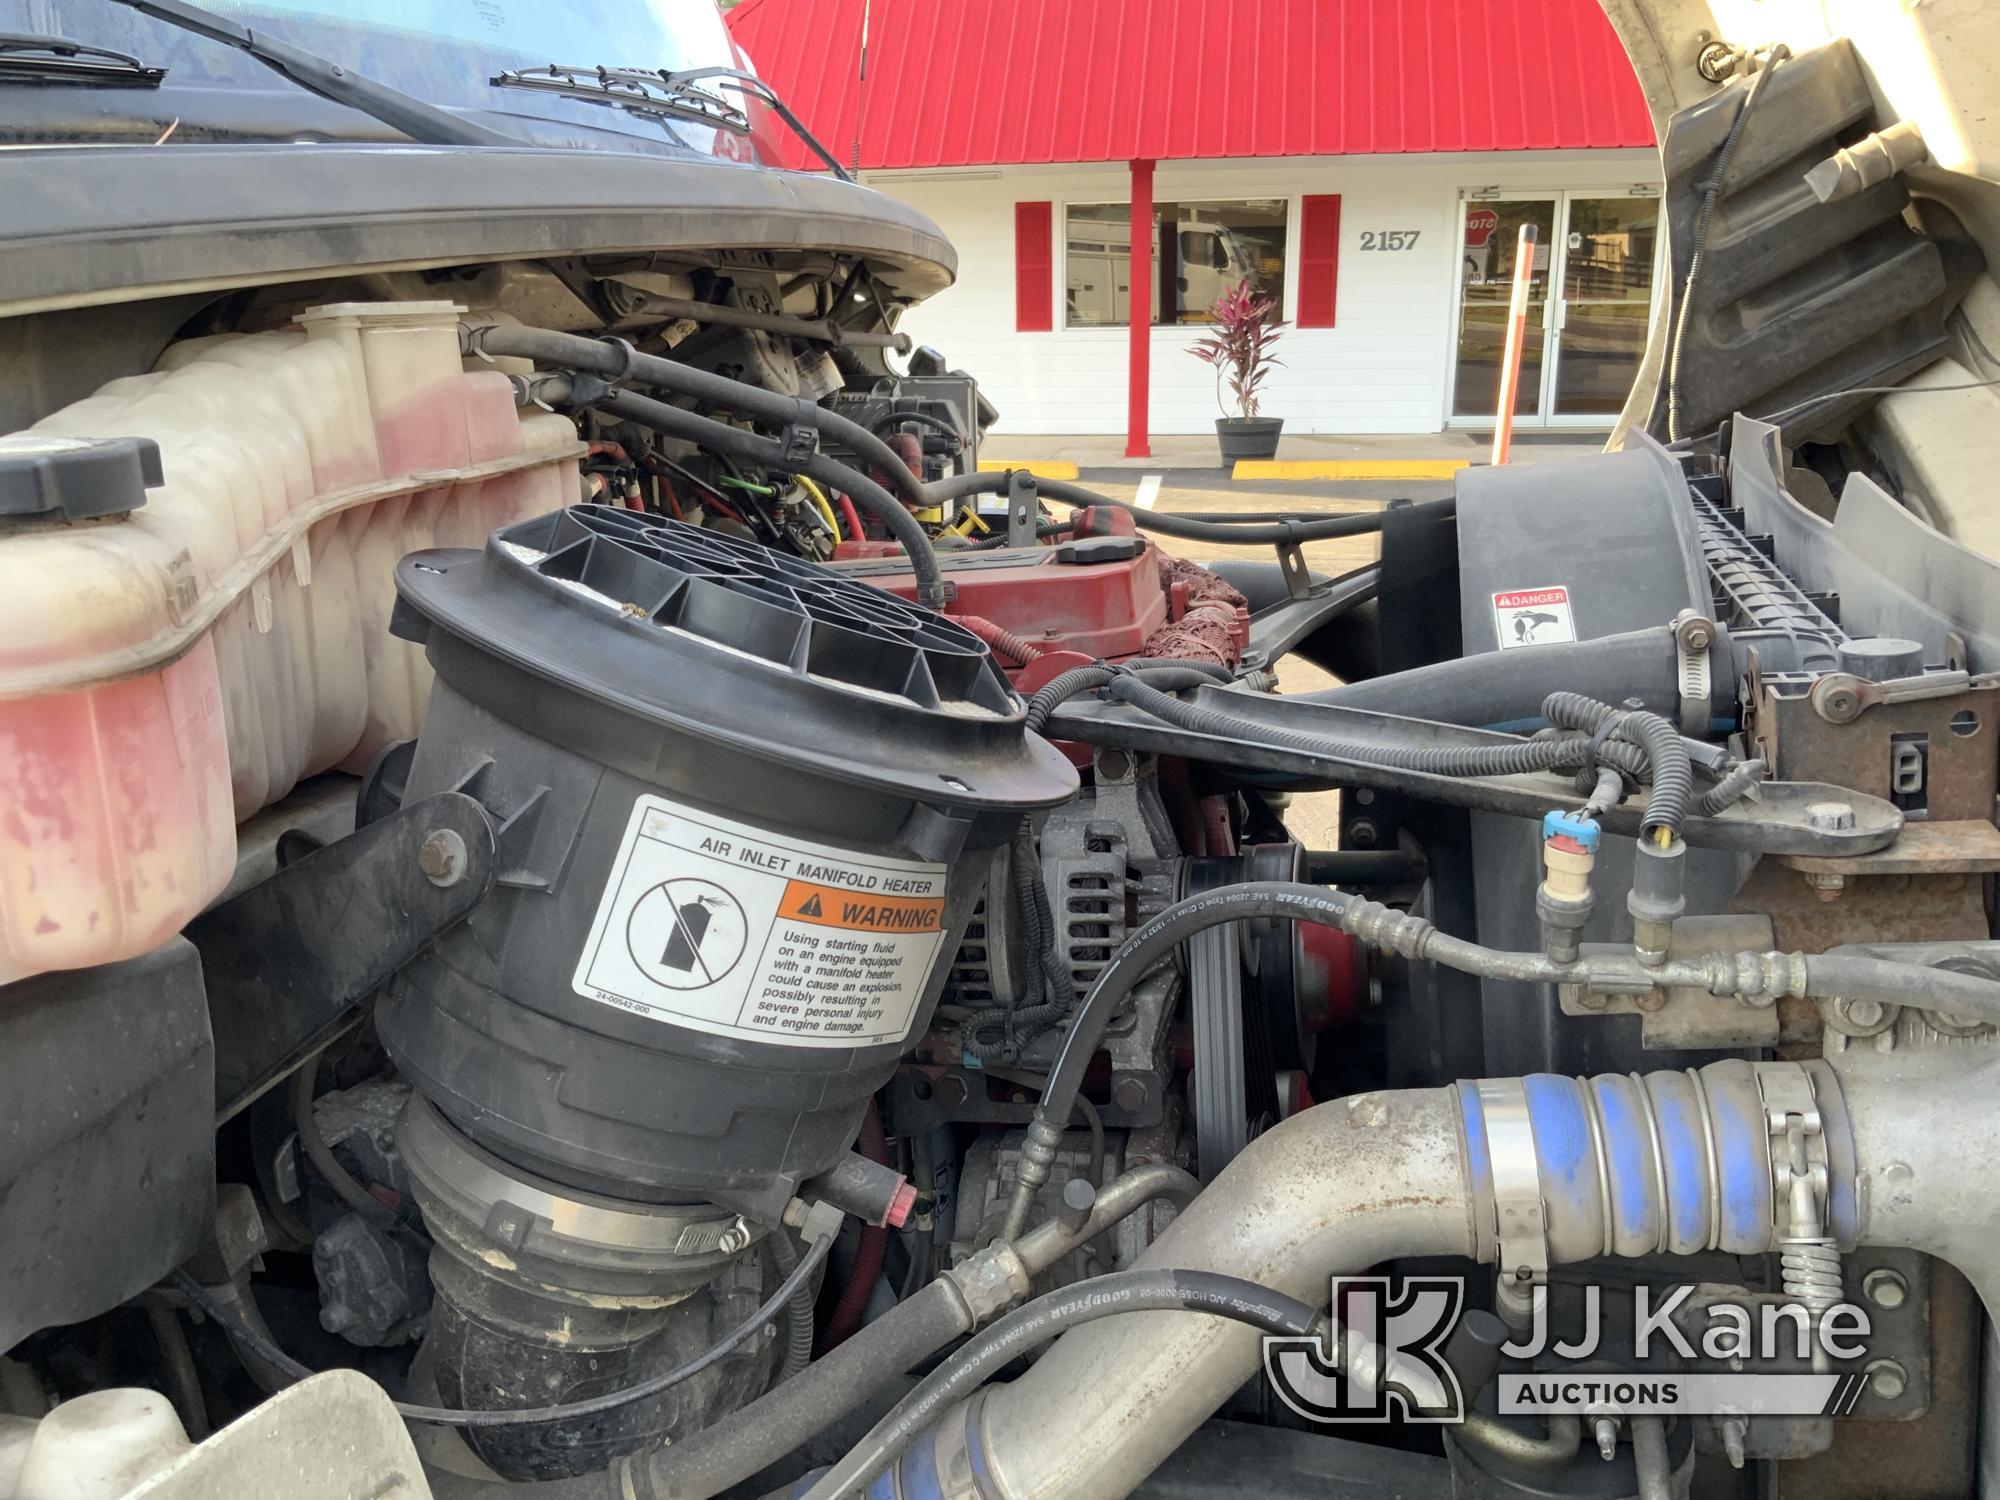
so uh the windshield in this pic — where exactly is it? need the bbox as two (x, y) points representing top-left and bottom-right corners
(3, 0), (782, 158)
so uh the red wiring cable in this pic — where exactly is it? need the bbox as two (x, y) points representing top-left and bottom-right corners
(836, 493), (866, 542)
(819, 1099), (890, 1354)
(954, 615), (1046, 667)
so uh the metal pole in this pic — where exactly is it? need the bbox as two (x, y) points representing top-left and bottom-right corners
(1490, 223), (1537, 466)
(1126, 158), (1155, 459)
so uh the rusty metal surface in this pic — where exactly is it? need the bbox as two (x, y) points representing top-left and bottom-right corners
(1729, 863), (1989, 952)
(1748, 672), (1999, 824)
(1771, 1262), (1980, 1500)
(1779, 819), (2000, 877)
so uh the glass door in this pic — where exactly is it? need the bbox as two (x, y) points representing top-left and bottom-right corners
(1449, 197), (1556, 424)
(1549, 195), (1660, 420)
(1448, 192), (1661, 428)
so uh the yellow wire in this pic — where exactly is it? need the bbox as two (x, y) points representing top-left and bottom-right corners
(795, 475), (841, 539)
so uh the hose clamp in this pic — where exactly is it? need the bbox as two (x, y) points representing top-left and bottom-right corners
(1672, 610), (1716, 737)
(1474, 1077), (1549, 1328)
(599, 335), (641, 385)
(1755, 1062), (1827, 1240)
(780, 397), (821, 465)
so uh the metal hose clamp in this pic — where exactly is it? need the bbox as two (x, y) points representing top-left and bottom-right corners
(1472, 1077), (1548, 1328)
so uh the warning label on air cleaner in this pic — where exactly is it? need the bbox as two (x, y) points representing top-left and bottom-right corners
(571, 795), (948, 1048)
(1491, 585), (1577, 649)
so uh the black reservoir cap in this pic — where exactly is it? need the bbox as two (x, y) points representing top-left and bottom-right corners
(0, 434), (162, 521)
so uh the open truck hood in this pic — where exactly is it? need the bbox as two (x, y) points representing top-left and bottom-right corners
(1604, 0), (2000, 563)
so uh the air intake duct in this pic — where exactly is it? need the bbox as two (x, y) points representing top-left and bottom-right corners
(379, 504), (1076, 1216)
(376, 506), (1073, 1477)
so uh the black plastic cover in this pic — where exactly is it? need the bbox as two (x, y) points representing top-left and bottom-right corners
(0, 433), (161, 520)
(0, 938), (214, 1353)
(393, 505), (1072, 808)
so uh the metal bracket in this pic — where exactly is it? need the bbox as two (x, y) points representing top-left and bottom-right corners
(1475, 1077), (1549, 1328)
(1276, 531), (1312, 601)
(191, 792), (497, 1123)
(1006, 469), (1040, 550)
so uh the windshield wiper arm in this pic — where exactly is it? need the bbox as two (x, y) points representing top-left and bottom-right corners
(106, 0), (516, 146)
(490, 63), (852, 180)
(0, 32), (166, 86)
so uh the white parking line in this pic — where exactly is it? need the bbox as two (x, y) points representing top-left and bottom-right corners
(1133, 474), (1163, 510)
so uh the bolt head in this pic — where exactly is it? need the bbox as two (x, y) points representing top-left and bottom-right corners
(1863, 1268), (1909, 1310)
(418, 828), (468, 887)
(1347, 819), (1379, 848)
(1866, 1359), (1909, 1401)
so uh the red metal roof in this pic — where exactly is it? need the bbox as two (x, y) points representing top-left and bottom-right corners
(726, 0), (1657, 171)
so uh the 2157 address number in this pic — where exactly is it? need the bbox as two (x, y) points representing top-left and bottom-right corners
(1358, 230), (1422, 252)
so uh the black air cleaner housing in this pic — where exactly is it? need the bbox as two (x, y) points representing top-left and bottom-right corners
(378, 507), (1075, 1216)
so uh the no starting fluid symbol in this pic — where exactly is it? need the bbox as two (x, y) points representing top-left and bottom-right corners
(626, 878), (749, 990)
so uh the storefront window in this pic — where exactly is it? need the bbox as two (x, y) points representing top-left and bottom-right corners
(1065, 200), (1288, 328)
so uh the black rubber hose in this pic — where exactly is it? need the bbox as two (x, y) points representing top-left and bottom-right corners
(799, 1270), (1321, 1500)
(1695, 757), (1765, 816)
(577, 386), (947, 609)
(870, 409), (962, 446)
(170, 1234), (832, 1430)
(1026, 665), (1116, 734)
(290, 1048), (395, 1224)
(923, 472), (1390, 545)
(968, 521), (1073, 550)
(466, 324), (931, 512)
(1106, 672), (1608, 780)
(1025, 661), (1234, 735)
(764, 1230), (816, 1384)
(1297, 625), (1701, 729)
(1543, 692), (1691, 837)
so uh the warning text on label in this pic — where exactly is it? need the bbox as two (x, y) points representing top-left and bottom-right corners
(571, 796), (949, 1049)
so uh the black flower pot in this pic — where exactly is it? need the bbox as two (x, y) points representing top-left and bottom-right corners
(1215, 416), (1283, 463)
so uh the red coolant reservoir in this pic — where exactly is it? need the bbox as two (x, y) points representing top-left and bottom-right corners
(0, 302), (585, 985)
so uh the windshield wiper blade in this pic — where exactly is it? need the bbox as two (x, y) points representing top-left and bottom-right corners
(106, 0), (515, 146)
(0, 31), (166, 86)
(490, 63), (852, 180)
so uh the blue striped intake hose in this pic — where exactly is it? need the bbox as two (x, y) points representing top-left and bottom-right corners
(835, 1058), (1866, 1500)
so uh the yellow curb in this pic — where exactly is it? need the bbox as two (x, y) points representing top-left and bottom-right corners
(1231, 459), (1472, 481)
(976, 459), (1081, 480)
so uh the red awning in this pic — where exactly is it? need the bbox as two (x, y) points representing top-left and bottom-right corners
(726, 0), (1656, 172)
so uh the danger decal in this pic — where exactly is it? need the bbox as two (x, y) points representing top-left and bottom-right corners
(1491, 586), (1577, 650)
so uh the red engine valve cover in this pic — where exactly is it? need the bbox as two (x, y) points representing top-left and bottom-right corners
(831, 537), (1248, 670)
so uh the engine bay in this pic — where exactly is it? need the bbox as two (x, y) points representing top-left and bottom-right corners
(3, 20), (2000, 1500)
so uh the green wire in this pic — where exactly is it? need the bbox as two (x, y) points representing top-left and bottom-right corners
(716, 474), (778, 496)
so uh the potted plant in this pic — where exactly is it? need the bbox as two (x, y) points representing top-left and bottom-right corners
(1191, 281), (1285, 463)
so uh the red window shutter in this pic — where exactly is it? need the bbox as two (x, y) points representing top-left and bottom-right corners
(1014, 201), (1054, 332)
(1297, 194), (1341, 329)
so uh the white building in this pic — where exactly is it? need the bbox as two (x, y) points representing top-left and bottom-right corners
(730, 0), (1664, 452)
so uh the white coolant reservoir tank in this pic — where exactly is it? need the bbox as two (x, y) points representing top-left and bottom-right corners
(0, 1416), (36, 1498)
(0, 300), (583, 986)
(9, 1390), (188, 1500)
